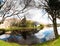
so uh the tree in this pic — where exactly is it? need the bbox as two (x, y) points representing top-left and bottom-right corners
(38, 0), (60, 39)
(0, 0), (39, 37)
(20, 16), (26, 27)
(9, 16), (43, 39)
(1, 0), (58, 40)
(0, 0), (32, 24)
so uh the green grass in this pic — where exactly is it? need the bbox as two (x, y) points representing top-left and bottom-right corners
(34, 37), (60, 46)
(0, 40), (20, 46)
(0, 37), (60, 46)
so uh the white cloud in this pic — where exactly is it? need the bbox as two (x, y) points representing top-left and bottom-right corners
(26, 8), (60, 24)
(57, 18), (60, 24)
(27, 8), (52, 24)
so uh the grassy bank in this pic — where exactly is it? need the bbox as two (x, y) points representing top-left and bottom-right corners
(35, 37), (60, 46)
(0, 37), (60, 46)
(0, 40), (20, 46)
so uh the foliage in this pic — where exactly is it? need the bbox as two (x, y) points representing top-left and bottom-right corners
(0, 29), (5, 35)
(37, 24), (44, 30)
(38, 0), (60, 38)
(26, 20), (36, 27)
(9, 17), (34, 27)
(0, 40), (20, 46)
(0, 19), (44, 31)
(0, 0), (32, 24)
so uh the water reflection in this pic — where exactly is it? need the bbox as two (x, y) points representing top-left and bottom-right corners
(0, 27), (60, 43)
(35, 27), (55, 42)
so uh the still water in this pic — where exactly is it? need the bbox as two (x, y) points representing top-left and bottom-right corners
(0, 27), (60, 42)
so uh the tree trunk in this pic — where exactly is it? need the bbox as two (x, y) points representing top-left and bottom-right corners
(53, 15), (59, 39)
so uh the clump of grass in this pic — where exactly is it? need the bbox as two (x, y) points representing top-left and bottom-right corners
(0, 40), (20, 46)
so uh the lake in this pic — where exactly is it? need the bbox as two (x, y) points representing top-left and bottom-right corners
(0, 27), (60, 43)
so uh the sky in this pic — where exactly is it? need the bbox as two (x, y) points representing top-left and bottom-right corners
(26, 8), (52, 24)
(0, 0), (60, 25)
(0, 7), (60, 24)
(26, 8), (60, 24)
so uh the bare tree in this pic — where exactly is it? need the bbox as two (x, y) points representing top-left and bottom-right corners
(0, 0), (32, 35)
(37, 0), (60, 39)
(1, 0), (59, 39)
(0, 0), (32, 24)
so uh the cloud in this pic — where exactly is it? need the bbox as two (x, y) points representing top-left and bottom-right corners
(27, 8), (52, 24)
(26, 8), (60, 24)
